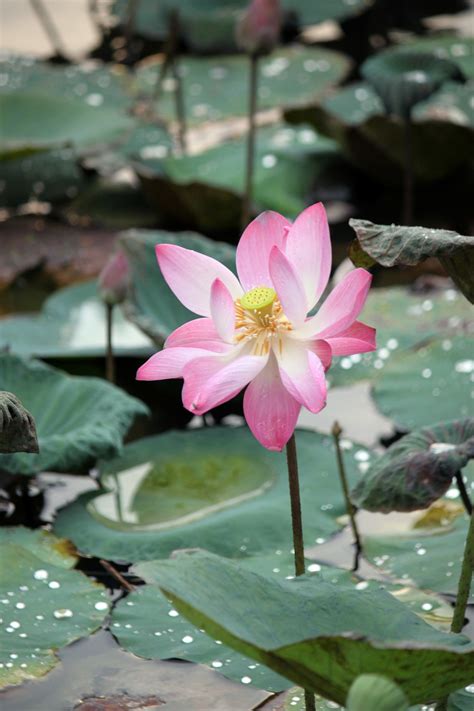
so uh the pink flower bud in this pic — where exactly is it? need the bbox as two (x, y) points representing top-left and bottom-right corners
(236, 0), (282, 56)
(98, 250), (130, 305)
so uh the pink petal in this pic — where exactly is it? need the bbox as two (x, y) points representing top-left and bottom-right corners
(136, 347), (210, 380)
(276, 340), (327, 413)
(156, 244), (242, 317)
(236, 211), (291, 291)
(269, 246), (307, 326)
(182, 350), (267, 415)
(243, 354), (301, 451)
(294, 268), (372, 340)
(325, 320), (376, 356)
(308, 339), (332, 371)
(165, 318), (231, 353)
(285, 202), (331, 310)
(210, 279), (235, 344)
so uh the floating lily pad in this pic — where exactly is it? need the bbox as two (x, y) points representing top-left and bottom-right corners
(133, 551), (474, 705)
(0, 280), (154, 359)
(112, 0), (372, 51)
(363, 512), (473, 601)
(286, 35), (474, 183)
(111, 584), (289, 692)
(349, 220), (474, 304)
(0, 354), (149, 476)
(283, 687), (473, 711)
(361, 47), (464, 119)
(352, 418), (474, 512)
(136, 45), (351, 124)
(0, 53), (133, 110)
(0, 146), (85, 208)
(329, 286), (472, 388)
(120, 229), (236, 346)
(54, 428), (365, 562)
(110, 558), (455, 693)
(0, 92), (133, 152)
(135, 124), (340, 231)
(372, 337), (473, 430)
(0, 526), (109, 688)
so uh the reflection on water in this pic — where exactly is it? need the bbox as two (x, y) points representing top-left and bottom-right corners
(89, 454), (275, 532)
(64, 299), (152, 350)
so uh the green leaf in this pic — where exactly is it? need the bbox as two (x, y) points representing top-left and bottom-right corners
(0, 280), (154, 359)
(132, 551), (474, 705)
(372, 337), (473, 430)
(0, 354), (149, 476)
(361, 48), (464, 119)
(0, 391), (38, 454)
(346, 675), (409, 711)
(120, 230), (236, 346)
(352, 418), (474, 513)
(364, 516), (473, 601)
(329, 286), (472, 388)
(111, 584), (290, 692)
(282, 687), (474, 711)
(53, 428), (365, 561)
(349, 220), (474, 303)
(0, 92), (133, 152)
(134, 124), (340, 231)
(0, 527), (109, 688)
(0, 146), (85, 208)
(136, 46), (351, 124)
(287, 35), (474, 183)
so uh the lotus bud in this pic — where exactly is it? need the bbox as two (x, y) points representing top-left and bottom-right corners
(98, 250), (130, 306)
(236, 0), (282, 56)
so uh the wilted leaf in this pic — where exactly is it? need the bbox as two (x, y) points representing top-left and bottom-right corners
(352, 418), (474, 513)
(349, 219), (474, 303)
(0, 391), (38, 454)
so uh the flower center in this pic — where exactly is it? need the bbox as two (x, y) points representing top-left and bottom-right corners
(234, 286), (292, 355)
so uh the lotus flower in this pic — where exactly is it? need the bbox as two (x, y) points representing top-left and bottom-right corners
(236, 0), (282, 56)
(98, 250), (130, 306)
(137, 204), (376, 451)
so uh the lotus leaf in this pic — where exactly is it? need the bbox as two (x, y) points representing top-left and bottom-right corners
(0, 354), (149, 475)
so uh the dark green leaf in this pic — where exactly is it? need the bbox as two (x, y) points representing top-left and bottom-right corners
(352, 419), (474, 513)
(349, 220), (474, 303)
(372, 337), (473, 430)
(0, 354), (149, 475)
(53, 428), (365, 561)
(133, 551), (474, 705)
(0, 527), (109, 688)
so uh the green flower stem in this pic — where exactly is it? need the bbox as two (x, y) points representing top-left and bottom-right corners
(285, 434), (316, 711)
(241, 53), (259, 232)
(332, 422), (363, 571)
(451, 508), (474, 634)
(436, 507), (474, 710)
(105, 302), (115, 384)
(455, 471), (473, 516)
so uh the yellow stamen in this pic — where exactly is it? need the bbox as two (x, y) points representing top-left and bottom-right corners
(235, 285), (292, 355)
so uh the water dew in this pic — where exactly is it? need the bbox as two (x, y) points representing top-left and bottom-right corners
(33, 569), (48, 581)
(53, 609), (73, 619)
(182, 635), (193, 644)
(94, 601), (109, 611)
(168, 609), (179, 618)
(241, 676), (252, 684)
(15, 602), (25, 609)
(211, 660), (223, 668)
(307, 564), (321, 573)
(10, 621), (21, 629)
(48, 581), (60, 589)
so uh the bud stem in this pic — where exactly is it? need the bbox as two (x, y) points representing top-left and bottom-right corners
(105, 302), (115, 384)
(332, 422), (363, 571)
(241, 53), (259, 232)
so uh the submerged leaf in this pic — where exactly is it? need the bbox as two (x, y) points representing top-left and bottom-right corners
(352, 418), (474, 513)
